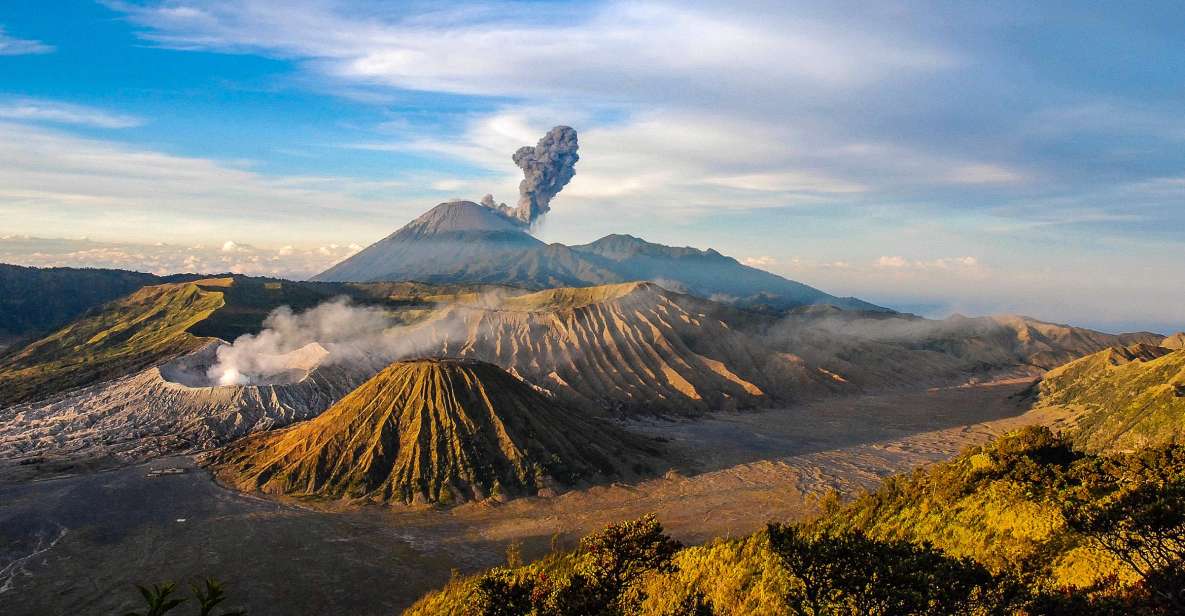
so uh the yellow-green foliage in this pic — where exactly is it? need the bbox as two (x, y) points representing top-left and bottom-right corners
(816, 427), (1128, 589)
(405, 428), (1175, 615)
(0, 281), (225, 407)
(636, 534), (790, 616)
(1037, 346), (1185, 452)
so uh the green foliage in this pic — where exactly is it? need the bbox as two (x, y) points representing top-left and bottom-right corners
(1058, 445), (1185, 611)
(0, 263), (159, 343)
(462, 514), (684, 616)
(766, 524), (1014, 615)
(124, 582), (186, 616)
(122, 579), (244, 616)
(0, 282), (225, 407)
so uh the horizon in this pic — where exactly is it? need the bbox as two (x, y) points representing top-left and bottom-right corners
(1, 1), (1183, 334)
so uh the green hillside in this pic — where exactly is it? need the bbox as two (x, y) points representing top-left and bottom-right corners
(0, 263), (161, 345)
(1034, 345), (1185, 452)
(0, 280), (226, 408)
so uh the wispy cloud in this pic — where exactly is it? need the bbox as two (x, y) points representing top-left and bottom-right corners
(0, 121), (425, 245)
(0, 98), (144, 128)
(0, 26), (53, 55)
(112, 1), (958, 99)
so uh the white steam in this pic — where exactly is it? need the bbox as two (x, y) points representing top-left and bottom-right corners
(205, 298), (467, 386)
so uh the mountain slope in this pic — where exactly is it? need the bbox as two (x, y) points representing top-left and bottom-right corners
(0, 280), (227, 408)
(1033, 344), (1185, 452)
(1163, 332), (1185, 350)
(0, 264), (162, 347)
(211, 358), (661, 504)
(0, 341), (377, 474)
(313, 201), (620, 289)
(401, 282), (840, 414)
(312, 200), (881, 312)
(570, 234), (883, 312)
(764, 309), (1165, 390)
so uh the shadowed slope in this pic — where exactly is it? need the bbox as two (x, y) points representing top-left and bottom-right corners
(1034, 344), (1185, 451)
(212, 358), (661, 504)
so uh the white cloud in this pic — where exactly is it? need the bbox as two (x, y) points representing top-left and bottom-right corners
(0, 98), (144, 129)
(875, 255), (979, 270)
(103, 1), (1038, 226)
(0, 236), (359, 280)
(944, 164), (1026, 185)
(742, 255), (777, 268)
(0, 27), (53, 55)
(0, 121), (426, 246)
(114, 1), (957, 100)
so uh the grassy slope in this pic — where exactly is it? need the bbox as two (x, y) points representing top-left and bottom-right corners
(0, 280), (227, 408)
(814, 428), (1123, 590)
(1035, 345), (1185, 452)
(0, 264), (161, 342)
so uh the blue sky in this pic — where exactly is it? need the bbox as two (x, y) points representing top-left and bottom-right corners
(0, 1), (1182, 333)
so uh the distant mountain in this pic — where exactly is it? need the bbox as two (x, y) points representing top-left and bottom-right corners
(211, 358), (661, 504)
(312, 200), (883, 312)
(569, 234), (884, 312)
(760, 309), (1164, 390)
(1163, 332), (1185, 350)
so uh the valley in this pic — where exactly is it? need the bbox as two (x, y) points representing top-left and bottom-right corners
(0, 375), (1056, 615)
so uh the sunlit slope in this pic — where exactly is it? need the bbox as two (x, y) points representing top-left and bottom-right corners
(412, 282), (838, 414)
(406, 428), (1168, 614)
(0, 263), (161, 345)
(813, 427), (1120, 588)
(1034, 344), (1185, 451)
(212, 358), (661, 504)
(0, 280), (226, 408)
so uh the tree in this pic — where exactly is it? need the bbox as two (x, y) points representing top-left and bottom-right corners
(463, 514), (684, 616)
(1060, 445), (1185, 612)
(766, 524), (1012, 615)
(121, 579), (244, 616)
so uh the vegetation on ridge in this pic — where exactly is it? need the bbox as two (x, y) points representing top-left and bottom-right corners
(1031, 345), (1185, 452)
(406, 427), (1185, 615)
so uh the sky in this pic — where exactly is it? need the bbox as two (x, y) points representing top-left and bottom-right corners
(0, 1), (1182, 334)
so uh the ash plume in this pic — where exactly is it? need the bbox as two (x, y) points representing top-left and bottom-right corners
(512, 126), (579, 225)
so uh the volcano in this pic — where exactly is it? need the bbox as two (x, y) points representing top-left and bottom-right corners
(210, 358), (661, 505)
(312, 200), (882, 312)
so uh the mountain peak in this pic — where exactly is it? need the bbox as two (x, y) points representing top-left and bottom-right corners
(398, 200), (528, 238)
